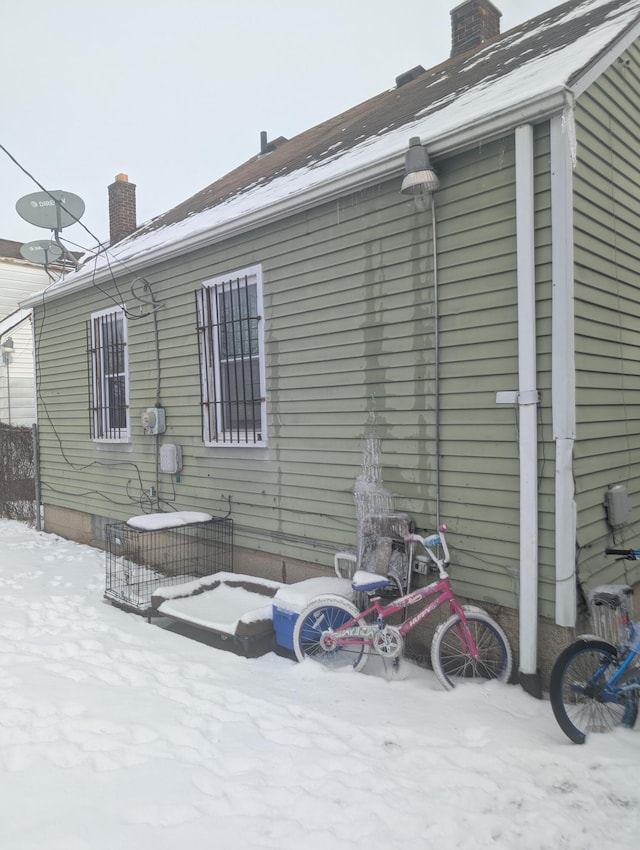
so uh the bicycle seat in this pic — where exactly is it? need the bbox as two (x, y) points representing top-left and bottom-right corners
(351, 570), (391, 592)
(589, 584), (633, 609)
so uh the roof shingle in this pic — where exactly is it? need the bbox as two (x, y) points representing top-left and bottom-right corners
(134, 0), (640, 237)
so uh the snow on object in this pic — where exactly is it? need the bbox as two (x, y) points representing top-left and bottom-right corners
(34, 0), (640, 295)
(152, 572), (284, 636)
(272, 576), (355, 610)
(2, 518), (640, 850)
(156, 583), (276, 633)
(126, 511), (214, 530)
(153, 570), (283, 601)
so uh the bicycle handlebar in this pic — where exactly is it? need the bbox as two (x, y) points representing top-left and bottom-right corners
(404, 526), (451, 567)
(605, 548), (639, 560)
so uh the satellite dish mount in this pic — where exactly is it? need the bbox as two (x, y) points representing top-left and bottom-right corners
(16, 189), (86, 270)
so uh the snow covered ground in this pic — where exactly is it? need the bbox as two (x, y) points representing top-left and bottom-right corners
(1, 518), (638, 850)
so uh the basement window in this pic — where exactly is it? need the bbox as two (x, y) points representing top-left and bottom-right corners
(195, 265), (266, 447)
(87, 306), (130, 441)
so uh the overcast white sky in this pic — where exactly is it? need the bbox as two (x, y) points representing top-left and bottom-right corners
(1, 0), (556, 252)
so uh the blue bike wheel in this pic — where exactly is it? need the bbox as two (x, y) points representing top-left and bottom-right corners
(292, 595), (368, 671)
(549, 638), (638, 744)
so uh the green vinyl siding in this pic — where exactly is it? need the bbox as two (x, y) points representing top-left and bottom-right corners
(433, 127), (556, 617)
(572, 41), (640, 592)
(34, 185), (433, 562)
(33, 131), (559, 613)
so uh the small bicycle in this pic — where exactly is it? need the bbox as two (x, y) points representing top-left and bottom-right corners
(292, 525), (513, 690)
(549, 547), (640, 744)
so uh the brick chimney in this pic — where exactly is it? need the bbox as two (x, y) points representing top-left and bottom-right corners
(450, 0), (501, 58)
(108, 173), (137, 244)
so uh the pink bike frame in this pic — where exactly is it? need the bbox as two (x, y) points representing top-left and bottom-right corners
(329, 576), (476, 655)
(328, 524), (481, 659)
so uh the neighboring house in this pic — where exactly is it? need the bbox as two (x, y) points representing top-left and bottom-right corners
(0, 239), (54, 426)
(0, 309), (33, 427)
(22, 0), (640, 690)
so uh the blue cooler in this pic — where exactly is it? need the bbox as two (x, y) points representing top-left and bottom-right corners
(272, 576), (354, 652)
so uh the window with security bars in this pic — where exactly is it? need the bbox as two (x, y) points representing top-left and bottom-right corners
(87, 306), (130, 441)
(196, 266), (266, 446)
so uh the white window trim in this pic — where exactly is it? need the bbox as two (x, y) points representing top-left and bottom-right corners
(90, 305), (130, 443)
(199, 265), (267, 448)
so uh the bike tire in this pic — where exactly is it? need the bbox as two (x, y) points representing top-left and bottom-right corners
(292, 594), (368, 672)
(430, 607), (513, 690)
(549, 638), (638, 744)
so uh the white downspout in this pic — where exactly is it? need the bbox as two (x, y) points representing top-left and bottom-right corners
(515, 124), (541, 696)
(431, 194), (441, 529)
(550, 110), (577, 627)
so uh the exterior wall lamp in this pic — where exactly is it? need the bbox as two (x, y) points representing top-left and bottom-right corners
(1, 337), (14, 364)
(400, 137), (440, 195)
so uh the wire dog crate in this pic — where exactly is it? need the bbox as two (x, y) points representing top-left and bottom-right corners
(104, 515), (233, 613)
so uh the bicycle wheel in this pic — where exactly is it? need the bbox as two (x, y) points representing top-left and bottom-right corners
(549, 638), (638, 744)
(430, 607), (513, 690)
(292, 594), (368, 672)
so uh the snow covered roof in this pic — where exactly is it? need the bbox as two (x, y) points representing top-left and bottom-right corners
(27, 0), (640, 301)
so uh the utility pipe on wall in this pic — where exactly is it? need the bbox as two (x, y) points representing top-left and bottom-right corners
(550, 112), (577, 627)
(430, 194), (441, 529)
(515, 124), (542, 697)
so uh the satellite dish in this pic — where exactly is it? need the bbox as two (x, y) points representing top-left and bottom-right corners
(20, 240), (64, 265)
(16, 190), (85, 230)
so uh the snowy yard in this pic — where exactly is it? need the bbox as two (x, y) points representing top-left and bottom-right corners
(1, 518), (638, 849)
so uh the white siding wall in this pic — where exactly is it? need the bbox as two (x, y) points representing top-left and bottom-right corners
(0, 256), (50, 426)
(0, 258), (49, 315)
(0, 318), (35, 425)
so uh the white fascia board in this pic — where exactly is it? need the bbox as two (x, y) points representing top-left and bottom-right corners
(28, 90), (568, 305)
(428, 88), (567, 157)
(0, 307), (32, 336)
(570, 19), (640, 98)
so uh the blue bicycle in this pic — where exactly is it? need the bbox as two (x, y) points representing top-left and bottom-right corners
(549, 548), (640, 744)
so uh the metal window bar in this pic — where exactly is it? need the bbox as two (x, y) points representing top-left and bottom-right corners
(87, 311), (128, 439)
(86, 319), (95, 437)
(195, 289), (212, 442)
(195, 277), (262, 444)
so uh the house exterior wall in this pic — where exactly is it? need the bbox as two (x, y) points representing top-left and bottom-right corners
(434, 124), (557, 622)
(0, 257), (48, 316)
(0, 318), (35, 426)
(572, 42), (640, 594)
(33, 131), (560, 628)
(0, 257), (49, 426)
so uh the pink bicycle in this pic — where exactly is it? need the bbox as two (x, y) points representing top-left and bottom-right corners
(292, 526), (513, 689)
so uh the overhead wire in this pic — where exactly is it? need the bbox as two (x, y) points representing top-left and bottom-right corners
(1, 142), (165, 509)
(0, 141), (162, 320)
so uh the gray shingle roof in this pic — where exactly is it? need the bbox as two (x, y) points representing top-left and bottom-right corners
(133, 0), (640, 237)
(0, 239), (24, 260)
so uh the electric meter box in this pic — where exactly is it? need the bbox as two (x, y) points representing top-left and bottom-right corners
(604, 484), (632, 529)
(160, 443), (182, 474)
(141, 407), (165, 435)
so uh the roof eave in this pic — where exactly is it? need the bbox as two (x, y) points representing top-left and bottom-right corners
(0, 307), (32, 337)
(25, 88), (568, 306)
(568, 15), (640, 96)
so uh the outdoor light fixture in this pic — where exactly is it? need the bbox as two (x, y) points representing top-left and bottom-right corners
(1, 337), (14, 371)
(400, 136), (440, 195)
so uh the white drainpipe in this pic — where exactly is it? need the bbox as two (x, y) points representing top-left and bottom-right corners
(550, 111), (577, 627)
(515, 124), (541, 696)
